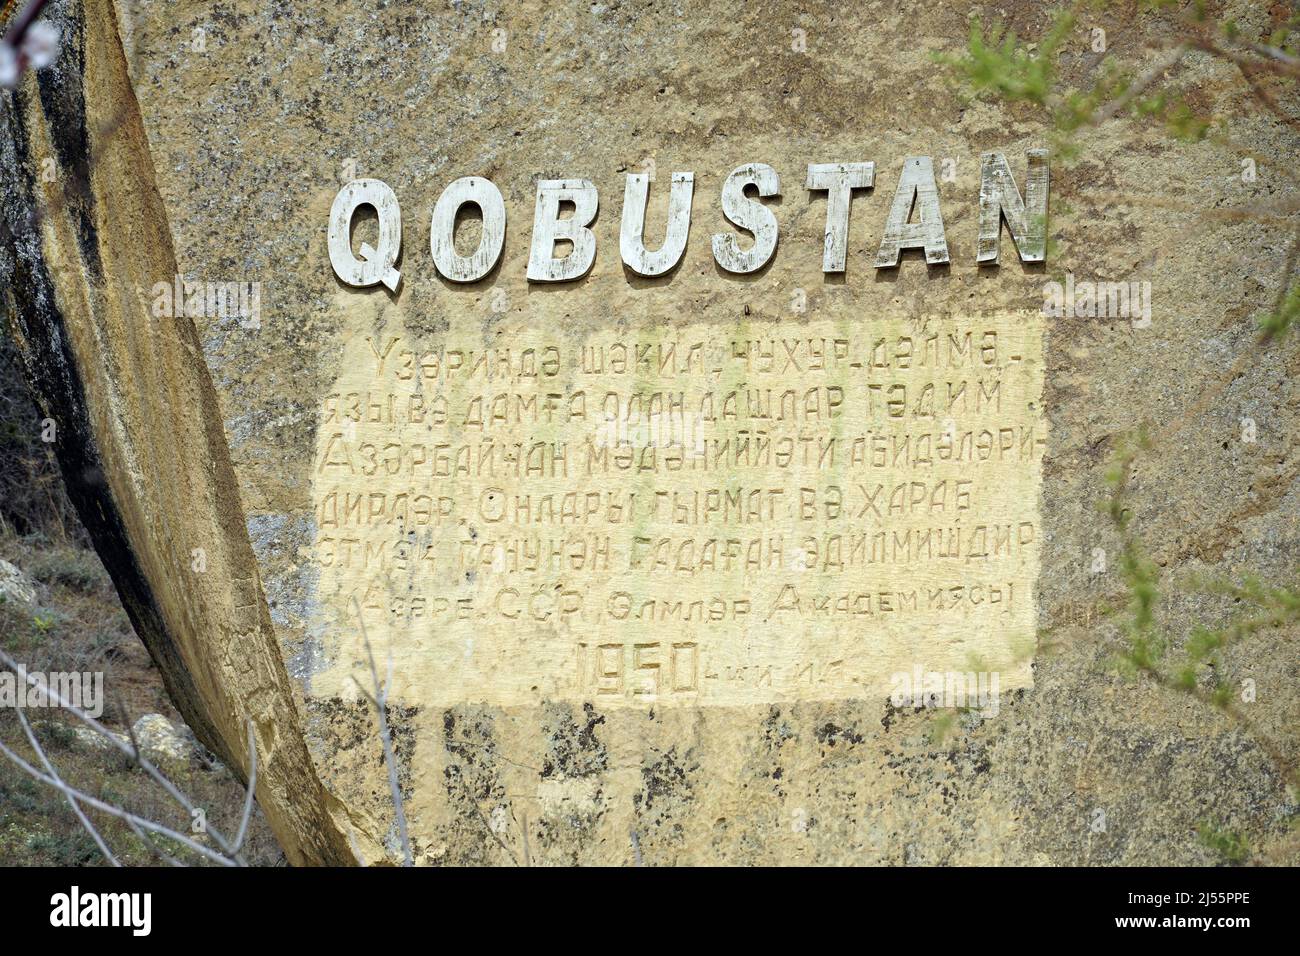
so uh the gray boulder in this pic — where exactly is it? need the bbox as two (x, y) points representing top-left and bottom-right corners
(0, 558), (37, 607)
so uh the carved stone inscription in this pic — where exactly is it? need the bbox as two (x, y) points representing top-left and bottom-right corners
(309, 312), (1045, 707)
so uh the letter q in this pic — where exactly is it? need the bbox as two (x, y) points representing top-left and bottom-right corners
(329, 179), (403, 292)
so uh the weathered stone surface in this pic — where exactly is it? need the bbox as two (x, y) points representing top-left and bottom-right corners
(4, 0), (1297, 864)
(130, 713), (190, 765)
(64, 721), (129, 754)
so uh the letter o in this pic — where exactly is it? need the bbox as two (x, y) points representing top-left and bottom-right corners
(430, 177), (506, 283)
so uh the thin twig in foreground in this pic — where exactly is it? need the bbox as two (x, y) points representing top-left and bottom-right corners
(13, 705), (119, 865)
(349, 596), (413, 866)
(0, 648), (248, 864)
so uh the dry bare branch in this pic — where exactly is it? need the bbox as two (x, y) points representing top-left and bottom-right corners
(0, 736), (239, 866)
(0, 647), (244, 859)
(349, 596), (413, 866)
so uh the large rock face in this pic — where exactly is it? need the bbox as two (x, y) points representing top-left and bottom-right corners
(4, 0), (1297, 863)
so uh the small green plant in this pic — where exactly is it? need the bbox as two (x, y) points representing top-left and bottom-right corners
(1197, 821), (1250, 865)
(944, 12), (1077, 108)
(1259, 280), (1299, 344)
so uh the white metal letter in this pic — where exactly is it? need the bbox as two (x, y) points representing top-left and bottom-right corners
(806, 162), (875, 273)
(527, 179), (599, 282)
(328, 179), (402, 291)
(430, 176), (507, 282)
(874, 157), (949, 268)
(712, 163), (781, 274)
(620, 172), (694, 277)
